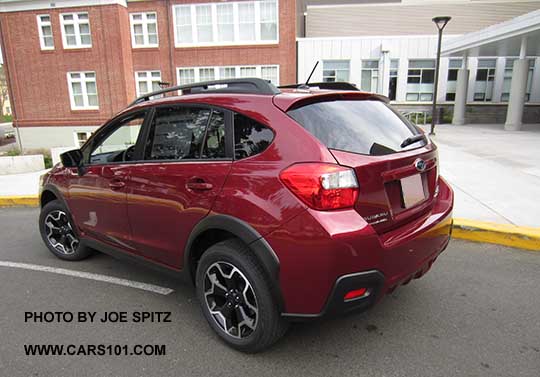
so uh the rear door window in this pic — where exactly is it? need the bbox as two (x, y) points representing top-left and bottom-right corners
(144, 106), (210, 160)
(202, 110), (226, 159)
(234, 113), (274, 160)
(287, 100), (426, 156)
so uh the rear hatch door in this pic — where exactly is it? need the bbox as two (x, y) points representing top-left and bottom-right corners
(287, 98), (438, 234)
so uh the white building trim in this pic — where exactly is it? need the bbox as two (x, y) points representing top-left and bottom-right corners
(442, 9), (540, 56)
(297, 34), (445, 42)
(0, 0), (126, 13)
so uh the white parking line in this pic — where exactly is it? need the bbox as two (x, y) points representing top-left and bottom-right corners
(0, 261), (174, 295)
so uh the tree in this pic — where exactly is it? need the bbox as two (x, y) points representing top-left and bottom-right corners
(0, 65), (9, 117)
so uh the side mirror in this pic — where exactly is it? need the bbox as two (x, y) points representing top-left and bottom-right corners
(60, 149), (83, 168)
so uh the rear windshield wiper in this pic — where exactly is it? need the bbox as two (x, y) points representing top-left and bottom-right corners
(400, 134), (426, 148)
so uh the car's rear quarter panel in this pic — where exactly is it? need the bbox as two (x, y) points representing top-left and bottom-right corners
(209, 95), (337, 239)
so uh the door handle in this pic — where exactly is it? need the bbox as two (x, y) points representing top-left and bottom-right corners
(109, 180), (126, 190)
(186, 181), (213, 191)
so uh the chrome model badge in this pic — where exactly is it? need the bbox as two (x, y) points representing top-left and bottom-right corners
(414, 158), (426, 172)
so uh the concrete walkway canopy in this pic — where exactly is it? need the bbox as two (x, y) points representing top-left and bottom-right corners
(441, 9), (540, 130)
(443, 10), (540, 57)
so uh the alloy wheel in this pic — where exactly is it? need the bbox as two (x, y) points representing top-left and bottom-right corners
(44, 210), (79, 255)
(203, 261), (258, 339)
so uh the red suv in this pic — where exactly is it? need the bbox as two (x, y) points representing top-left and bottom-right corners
(39, 78), (453, 352)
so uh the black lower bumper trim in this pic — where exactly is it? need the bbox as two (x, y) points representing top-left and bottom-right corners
(282, 270), (385, 321)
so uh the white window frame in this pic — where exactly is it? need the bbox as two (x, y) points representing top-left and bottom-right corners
(194, 4), (214, 43)
(176, 65), (280, 86)
(37, 14), (54, 50)
(445, 59), (462, 102)
(172, 0), (279, 48)
(60, 12), (92, 49)
(177, 68), (196, 86)
(388, 59), (399, 101)
(67, 71), (99, 110)
(501, 58), (534, 103)
(73, 131), (92, 147)
(135, 70), (162, 97)
(473, 60), (497, 102)
(259, 0), (278, 41)
(216, 3), (235, 43)
(360, 60), (379, 93)
(406, 60), (436, 102)
(129, 12), (159, 48)
(322, 60), (350, 82)
(260, 65), (279, 84)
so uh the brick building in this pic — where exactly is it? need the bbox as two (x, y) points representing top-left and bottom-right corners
(0, 0), (296, 149)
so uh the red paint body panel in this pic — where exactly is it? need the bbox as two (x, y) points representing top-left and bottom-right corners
(67, 165), (133, 249)
(127, 161), (232, 268)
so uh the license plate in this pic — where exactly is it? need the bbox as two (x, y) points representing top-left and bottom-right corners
(400, 174), (426, 208)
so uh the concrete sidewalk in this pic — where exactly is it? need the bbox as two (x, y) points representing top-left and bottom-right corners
(429, 123), (540, 228)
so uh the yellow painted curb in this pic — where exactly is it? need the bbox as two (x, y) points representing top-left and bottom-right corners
(452, 218), (540, 251)
(0, 195), (39, 207)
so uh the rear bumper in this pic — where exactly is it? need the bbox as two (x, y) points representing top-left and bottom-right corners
(282, 236), (450, 320)
(270, 178), (454, 318)
(282, 270), (385, 320)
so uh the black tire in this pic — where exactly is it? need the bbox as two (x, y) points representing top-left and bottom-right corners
(196, 239), (288, 353)
(39, 200), (92, 261)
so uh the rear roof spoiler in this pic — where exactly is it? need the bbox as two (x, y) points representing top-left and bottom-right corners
(274, 91), (390, 112)
(279, 82), (360, 91)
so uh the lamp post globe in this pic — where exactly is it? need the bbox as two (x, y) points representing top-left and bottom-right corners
(433, 16), (452, 31)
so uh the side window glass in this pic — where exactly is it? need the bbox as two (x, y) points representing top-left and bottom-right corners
(145, 106), (210, 160)
(89, 113), (145, 164)
(234, 113), (274, 160)
(202, 110), (226, 159)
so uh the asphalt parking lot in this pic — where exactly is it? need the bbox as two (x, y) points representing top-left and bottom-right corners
(0, 207), (539, 377)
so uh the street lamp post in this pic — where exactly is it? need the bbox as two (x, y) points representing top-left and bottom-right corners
(430, 16), (451, 135)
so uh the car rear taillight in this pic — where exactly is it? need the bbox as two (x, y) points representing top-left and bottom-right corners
(279, 163), (359, 210)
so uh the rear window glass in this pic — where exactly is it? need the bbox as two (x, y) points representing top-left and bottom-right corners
(287, 100), (426, 156)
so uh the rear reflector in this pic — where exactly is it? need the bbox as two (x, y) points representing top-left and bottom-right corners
(344, 288), (368, 301)
(280, 163), (359, 210)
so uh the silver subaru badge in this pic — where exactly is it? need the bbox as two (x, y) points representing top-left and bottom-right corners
(414, 159), (426, 172)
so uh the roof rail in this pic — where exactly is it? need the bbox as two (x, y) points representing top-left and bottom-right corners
(279, 82), (359, 91)
(129, 78), (280, 106)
